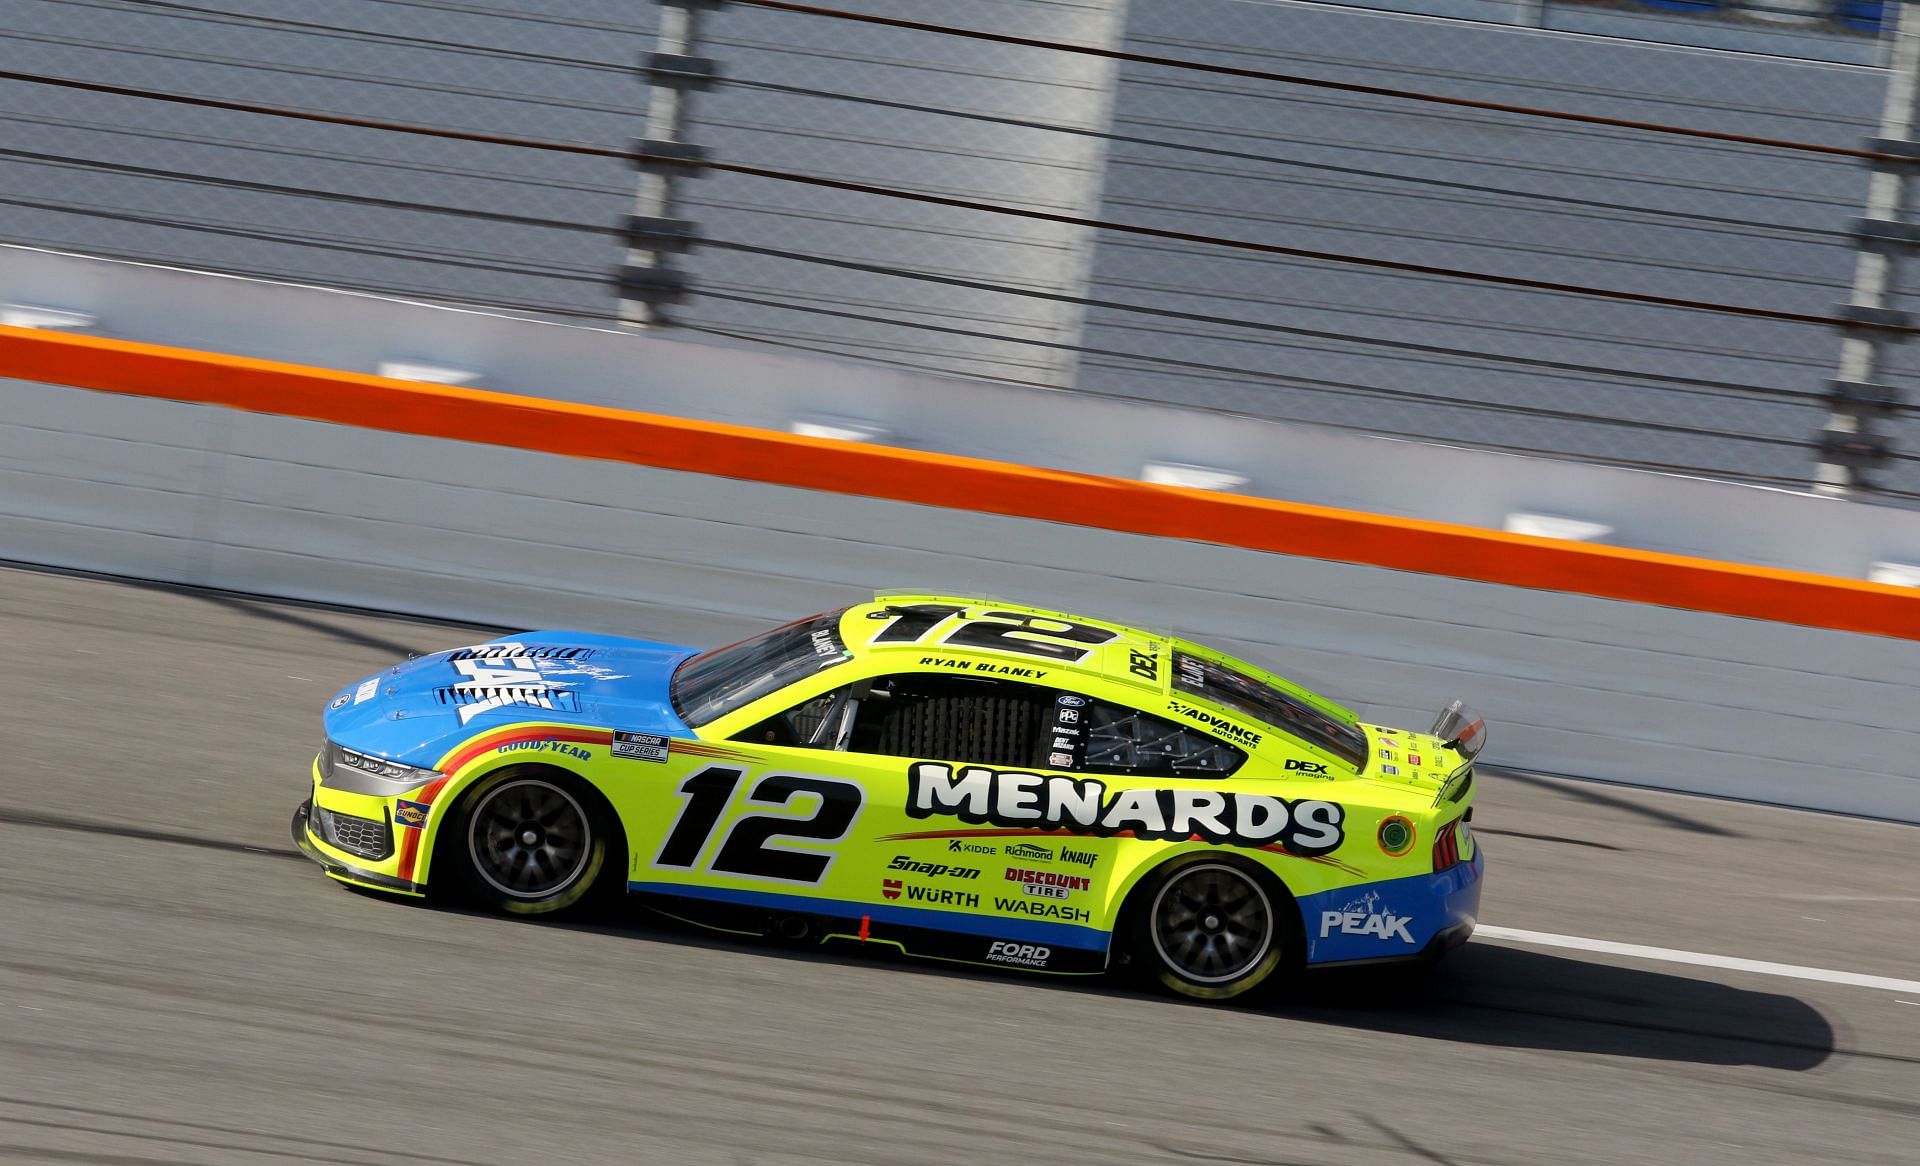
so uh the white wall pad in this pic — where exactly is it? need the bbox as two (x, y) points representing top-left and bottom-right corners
(1, 304), (95, 330)
(1867, 561), (1920, 587)
(376, 361), (480, 386)
(1505, 513), (1616, 542)
(790, 415), (890, 443)
(1141, 462), (1248, 492)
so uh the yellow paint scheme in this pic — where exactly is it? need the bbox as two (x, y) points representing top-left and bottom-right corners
(309, 595), (1480, 966)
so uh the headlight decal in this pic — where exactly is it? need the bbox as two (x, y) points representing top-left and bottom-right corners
(321, 742), (444, 794)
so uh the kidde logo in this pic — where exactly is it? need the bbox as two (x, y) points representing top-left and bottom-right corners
(1005, 868), (1090, 891)
(986, 941), (1051, 967)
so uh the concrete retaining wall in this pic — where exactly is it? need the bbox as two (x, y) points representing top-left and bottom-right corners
(5, 370), (1914, 822)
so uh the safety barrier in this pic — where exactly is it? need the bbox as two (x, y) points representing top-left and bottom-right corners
(5, 322), (1918, 642)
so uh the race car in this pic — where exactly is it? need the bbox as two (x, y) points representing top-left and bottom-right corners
(296, 594), (1484, 1000)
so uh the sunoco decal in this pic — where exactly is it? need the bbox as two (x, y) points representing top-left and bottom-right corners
(906, 763), (1344, 856)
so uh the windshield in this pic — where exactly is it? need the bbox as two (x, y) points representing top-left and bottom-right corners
(670, 610), (853, 727)
(1172, 651), (1368, 768)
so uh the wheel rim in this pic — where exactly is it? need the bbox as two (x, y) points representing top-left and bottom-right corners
(1149, 863), (1274, 984)
(467, 779), (592, 899)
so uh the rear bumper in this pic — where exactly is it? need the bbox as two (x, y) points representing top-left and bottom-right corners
(1298, 848), (1484, 966)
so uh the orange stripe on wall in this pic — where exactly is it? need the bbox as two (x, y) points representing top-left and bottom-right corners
(5, 323), (1918, 641)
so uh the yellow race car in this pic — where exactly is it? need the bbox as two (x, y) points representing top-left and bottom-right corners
(296, 595), (1484, 1000)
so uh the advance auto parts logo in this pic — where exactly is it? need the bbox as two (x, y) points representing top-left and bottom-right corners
(906, 763), (1344, 856)
(1168, 700), (1262, 749)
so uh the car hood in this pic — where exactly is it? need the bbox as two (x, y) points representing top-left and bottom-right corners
(322, 630), (700, 768)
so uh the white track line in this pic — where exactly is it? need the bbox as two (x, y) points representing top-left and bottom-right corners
(1476, 925), (1920, 994)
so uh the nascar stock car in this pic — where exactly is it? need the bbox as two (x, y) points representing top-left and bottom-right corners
(296, 594), (1485, 1000)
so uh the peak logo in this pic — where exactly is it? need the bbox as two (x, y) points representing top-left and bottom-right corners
(1319, 891), (1413, 944)
(906, 763), (1345, 856)
(1168, 701), (1262, 748)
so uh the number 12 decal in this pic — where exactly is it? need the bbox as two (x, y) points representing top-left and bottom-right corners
(655, 766), (864, 884)
(870, 603), (1118, 663)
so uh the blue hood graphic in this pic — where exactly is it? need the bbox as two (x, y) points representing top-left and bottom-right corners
(322, 631), (700, 767)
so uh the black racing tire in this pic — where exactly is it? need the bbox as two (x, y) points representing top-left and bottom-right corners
(1122, 854), (1300, 1003)
(441, 767), (623, 918)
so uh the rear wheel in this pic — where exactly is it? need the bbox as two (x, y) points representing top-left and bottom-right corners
(446, 770), (620, 917)
(1127, 856), (1295, 1001)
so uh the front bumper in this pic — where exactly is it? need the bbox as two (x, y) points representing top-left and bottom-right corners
(295, 754), (434, 896)
(292, 800), (425, 895)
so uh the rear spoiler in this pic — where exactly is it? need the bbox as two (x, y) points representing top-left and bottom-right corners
(1431, 699), (1487, 760)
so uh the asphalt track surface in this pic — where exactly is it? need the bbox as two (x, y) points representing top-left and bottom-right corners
(1, 563), (1915, 1166)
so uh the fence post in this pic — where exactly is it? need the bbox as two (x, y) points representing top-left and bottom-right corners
(1820, 2), (1920, 493)
(616, 0), (724, 327)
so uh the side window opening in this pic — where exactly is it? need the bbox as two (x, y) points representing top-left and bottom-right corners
(735, 683), (861, 750)
(848, 674), (1051, 768)
(1081, 700), (1244, 778)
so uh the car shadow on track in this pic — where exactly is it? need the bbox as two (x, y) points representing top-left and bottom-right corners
(1280, 942), (1833, 1071)
(547, 904), (1834, 1073)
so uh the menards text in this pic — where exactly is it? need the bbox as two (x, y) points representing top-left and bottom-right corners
(906, 763), (1345, 856)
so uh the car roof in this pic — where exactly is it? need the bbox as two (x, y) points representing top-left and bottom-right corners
(837, 594), (1357, 726)
(843, 593), (1159, 676)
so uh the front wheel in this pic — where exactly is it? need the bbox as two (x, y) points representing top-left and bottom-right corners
(446, 771), (619, 917)
(1127, 857), (1296, 1002)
